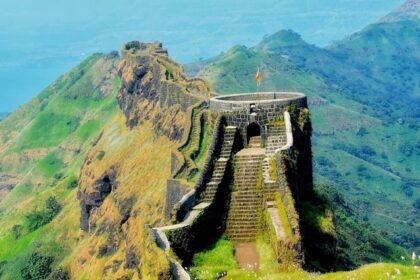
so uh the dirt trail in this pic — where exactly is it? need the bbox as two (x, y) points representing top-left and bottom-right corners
(234, 242), (259, 271)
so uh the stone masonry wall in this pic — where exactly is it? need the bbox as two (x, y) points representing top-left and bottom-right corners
(209, 92), (307, 145)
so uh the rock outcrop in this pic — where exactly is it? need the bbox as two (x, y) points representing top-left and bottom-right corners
(78, 168), (117, 232)
(117, 41), (212, 140)
(75, 41), (213, 279)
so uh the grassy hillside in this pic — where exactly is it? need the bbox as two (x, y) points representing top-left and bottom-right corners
(191, 17), (419, 254)
(0, 53), (121, 279)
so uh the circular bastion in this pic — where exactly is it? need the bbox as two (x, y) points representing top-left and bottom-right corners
(210, 92), (306, 113)
(209, 92), (307, 144)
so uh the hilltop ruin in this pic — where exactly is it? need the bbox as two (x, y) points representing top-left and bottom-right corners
(155, 91), (312, 278)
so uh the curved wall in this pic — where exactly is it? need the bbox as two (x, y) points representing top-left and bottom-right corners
(209, 92), (307, 144)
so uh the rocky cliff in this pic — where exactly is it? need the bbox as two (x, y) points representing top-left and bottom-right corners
(117, 41), (211, 139)
(75, 41), (213, 279)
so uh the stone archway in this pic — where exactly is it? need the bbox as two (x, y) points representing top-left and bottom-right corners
(247, 122), (261, 143)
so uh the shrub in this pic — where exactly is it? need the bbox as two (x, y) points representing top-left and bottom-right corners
(67, 177), (78, 189)
(47, 268), (69, 280)
(11, 224), (23, 239)
(96, 150), (106, 160)
(26, 212), (52, 232)
(26, 197), (62, 232)
(45, 197), (61, 216)
(20, 252), (54, 280)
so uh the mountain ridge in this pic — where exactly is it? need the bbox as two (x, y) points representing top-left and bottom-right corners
(379, 0), (420, 23)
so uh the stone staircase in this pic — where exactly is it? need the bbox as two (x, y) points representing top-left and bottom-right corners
(226, 142), (265, 242)
(248, 136), (262, 148)
(201, 126), (236, 203)
(265, 125), (287, 156)
(262, 158), (279, 200)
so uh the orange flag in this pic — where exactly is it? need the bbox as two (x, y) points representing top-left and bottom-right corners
(255, 67), (261, 86)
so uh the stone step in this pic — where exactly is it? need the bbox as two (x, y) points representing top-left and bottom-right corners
(234, 160), (263, 164)
(231, 194), (262, 199)
(226, 232), (257, 238)
(228, 210), (259, 214)
(231, 190), (260, 194)
(227, 213), (260, 218)
(231, 197), (261, 202)
(226, 227), (259, 232)
(231, 192), (261, 197)
(226, 229), (258, 235)
(227, 220), (259, 225)
(234, 180), (260, 184)
(234, 177), (259, 181)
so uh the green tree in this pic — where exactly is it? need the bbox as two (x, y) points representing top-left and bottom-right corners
(20, 252), (54, 280)
(45, 197), (61, 217)
(26, 197), (62, 232)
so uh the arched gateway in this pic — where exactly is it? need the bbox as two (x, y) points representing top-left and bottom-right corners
(210, 91), (307, 146)
(247, 122), (261, 143)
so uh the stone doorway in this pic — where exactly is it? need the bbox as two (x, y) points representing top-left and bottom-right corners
(247, 122), (261, 143)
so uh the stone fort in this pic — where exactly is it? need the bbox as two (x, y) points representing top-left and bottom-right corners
(153, 90), (310, 279)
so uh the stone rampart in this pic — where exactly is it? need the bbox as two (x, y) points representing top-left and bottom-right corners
(209, 92), (306, 144)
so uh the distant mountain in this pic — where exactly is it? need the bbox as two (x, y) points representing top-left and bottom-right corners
(191, 0), (420, 253)
(379, 0), (420, 23)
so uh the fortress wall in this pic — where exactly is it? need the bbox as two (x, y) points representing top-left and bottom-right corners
(210, 93), (306, 145)
(171, 116), (225, 221)
(165, 180), (190, 221)
(209, 92), (307, 114)
(159, 81), (203, 112)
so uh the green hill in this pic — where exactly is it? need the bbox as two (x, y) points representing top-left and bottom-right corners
(190, 6), (419, 254)
(0, 52), (121, 279)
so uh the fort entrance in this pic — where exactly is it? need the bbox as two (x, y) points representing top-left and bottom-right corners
(247, 122), (261, 144)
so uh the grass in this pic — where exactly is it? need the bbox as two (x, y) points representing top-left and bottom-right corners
(190, 236), (420, 280)
(274, 192), (293, 238)
(300, 200), (335, 237)
(76, 120), (101, 141)
(177, 110), (213, 183)
(188, 235), (420, 279)
(269, 157), (278, 181)
(190, 238), (238, 280)
(37, 151), (66, 177)
(0, 54), (123, 279)
(0, 228), (43, 260)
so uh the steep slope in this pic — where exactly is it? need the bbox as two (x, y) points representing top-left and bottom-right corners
(73, 41), (212, 280)
(0, 52), (121, 278)
(190, 2), (419, 254)
(0, 41), (212, 279)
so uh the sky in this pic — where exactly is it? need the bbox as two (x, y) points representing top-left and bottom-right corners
(0, 0), (404, 112)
